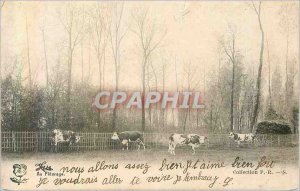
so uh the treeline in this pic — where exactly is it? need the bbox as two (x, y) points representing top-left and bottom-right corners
(1, 54), (298, 133)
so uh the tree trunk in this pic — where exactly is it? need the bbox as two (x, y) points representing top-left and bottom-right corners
(110, 2), (125, 131)
(97, 51), (103, 129)
(266, 39), (272, 107)
(162, 63), (165, 129)
(285, 33), (289, 105)
(250, 2), (264, 133)
(81, 40), (84, 83)
(230, 54), (235, 132)
(66, 33), (73, 129)
(25, 16), (32, 89)
(112, 73), (118, 131)
(41, 29), (49, 87)
(147, 64), (152, 129)
(150, 61), (158, 129)
(183, 110), (188, 134)
(141, 59), (146, 132)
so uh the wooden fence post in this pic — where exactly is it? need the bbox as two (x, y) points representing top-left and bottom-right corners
(94, 133), (96, 150)
(12, 131), (16, 152)
(270, 134), (273, 147)
(35, 131), (39, 152)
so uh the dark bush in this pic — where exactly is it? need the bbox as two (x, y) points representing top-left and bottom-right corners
(256, 121), (292, 134)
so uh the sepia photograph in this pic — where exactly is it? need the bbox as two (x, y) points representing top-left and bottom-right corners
(0, 0), (299, 190)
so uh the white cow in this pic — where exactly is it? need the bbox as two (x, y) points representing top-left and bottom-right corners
(111, 131), (145, 150)
(50, 129), (81, 152)
(168, 133), (208, 155)
(228, 132), (255, 147)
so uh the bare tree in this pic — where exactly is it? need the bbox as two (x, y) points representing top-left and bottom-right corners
(220, 26), (238, 132)
(278, 2), (297, 121)
(132, 8), (165, 132)
(146, 61), (152, 129)
(90, 3), (109, 129)
(87, 26), (92, 81)
(161, 56), (167, 129)
(149, 58), (158, 128)
(109, 2), (127, 130)
(181, 61), (201, 133)
(266, 39), (272, 107)
(0, 0), (5, 134)
(182, 62), (193, 133)
(40, 27), (49, 87)
(59, 3), (85, 128)
(278, 2), (294, 104)
(250, 1), (264, 133)
(91, 3), (108, 91)
(25, 15), (32, 89)
(173, 57), (179, 128)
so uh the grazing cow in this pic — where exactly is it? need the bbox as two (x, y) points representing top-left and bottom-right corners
(168, 133), (208, 155)
(50, 129), (81, 152)
(228, 132), (255, 147)
(111, 131), (145, 150)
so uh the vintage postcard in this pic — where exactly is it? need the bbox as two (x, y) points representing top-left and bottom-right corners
(0, 0), (299, 190)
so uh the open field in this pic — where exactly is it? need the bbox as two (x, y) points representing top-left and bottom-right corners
(2, 146), (298, 165)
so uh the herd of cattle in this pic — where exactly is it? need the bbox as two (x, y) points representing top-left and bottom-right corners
(50, 129), (256, 155)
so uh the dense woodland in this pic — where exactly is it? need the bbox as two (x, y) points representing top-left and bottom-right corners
(1, 1), (299, 134)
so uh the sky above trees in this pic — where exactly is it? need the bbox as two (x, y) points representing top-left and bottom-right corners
(1, 1), (298, 92)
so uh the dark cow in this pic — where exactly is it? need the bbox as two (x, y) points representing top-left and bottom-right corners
(228, 132), (255, 147)
(50, 129), (81, 152)
(111, 131), (145, 150)
(168, 133), (208, 155)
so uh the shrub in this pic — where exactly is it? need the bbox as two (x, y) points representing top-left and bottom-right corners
(256, 121), (292, 134)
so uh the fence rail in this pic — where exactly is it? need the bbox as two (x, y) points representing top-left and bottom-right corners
(1, 131), (299, 152)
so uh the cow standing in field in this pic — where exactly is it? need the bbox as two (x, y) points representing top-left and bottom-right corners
(50, 129), (81, 152)
(168, 133), (208, 155)
(111, 131), (145, 150)
(228, 132), (255, 147)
